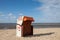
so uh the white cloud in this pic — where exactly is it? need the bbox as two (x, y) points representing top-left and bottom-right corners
(36, 0), (60, 23)
(0, 12), (17, 23)
(8, 13), (13, 16)
(19, 13), (23, 16)
(8, 13), (16, 19)
(10, 16), (16, 19)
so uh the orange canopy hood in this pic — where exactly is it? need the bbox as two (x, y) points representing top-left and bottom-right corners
(18, 16), (34, 22)
(23, 16), (34, 22)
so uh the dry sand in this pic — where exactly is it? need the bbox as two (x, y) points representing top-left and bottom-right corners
(0, 28), (60, 40)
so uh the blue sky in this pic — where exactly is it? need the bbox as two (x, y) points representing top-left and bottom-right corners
(0, 0), (60, 23)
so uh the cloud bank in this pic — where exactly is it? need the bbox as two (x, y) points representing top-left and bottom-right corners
(8, 13), (16, 19)
(37, 0), (60, 23)
(19, 13), (23, 16)
(0, 12), (17, 23)
(0, 12), (24, 23)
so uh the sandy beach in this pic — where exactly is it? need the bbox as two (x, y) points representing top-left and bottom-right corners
(0, 28), (60, 40)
